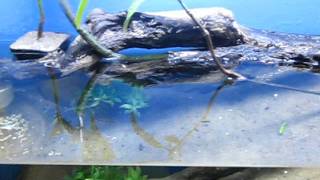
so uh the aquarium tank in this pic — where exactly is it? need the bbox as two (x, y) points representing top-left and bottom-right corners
(0, 0), (320, 179)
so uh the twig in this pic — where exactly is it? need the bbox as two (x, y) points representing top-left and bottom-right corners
(176, 0), (245, 80)
(37, 0), (45, 39)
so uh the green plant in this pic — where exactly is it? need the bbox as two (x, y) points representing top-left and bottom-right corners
(120, 87), (148, 116)
(77, 79), (149, 118)
(75, 0), (90, 28)
(123, 0), (145, 32)
(72, 0), (145, 32)
(87, 86), (122, 108)
(65, 166), (147, 180)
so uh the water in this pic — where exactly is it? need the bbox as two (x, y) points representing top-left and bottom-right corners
(0, 58), (319, 166)
(0, 0), (320, 166)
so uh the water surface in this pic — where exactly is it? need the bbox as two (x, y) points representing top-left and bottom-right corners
(1, 54), (320, 166)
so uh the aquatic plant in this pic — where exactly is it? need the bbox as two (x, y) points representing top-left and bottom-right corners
(65, 166), (147, 180)
(120, 87), (148, 116)
(85, 83), (149, 115)
(123, 0), (145, 32)
(87, 86), (122, 108)
(75, 0), (89, 28)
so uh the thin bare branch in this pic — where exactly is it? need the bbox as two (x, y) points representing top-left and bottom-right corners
(177, 0), (245, 80)
(37, 0), (45, 39)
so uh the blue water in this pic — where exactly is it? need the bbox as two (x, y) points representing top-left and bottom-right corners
(0, 0), (319, 42)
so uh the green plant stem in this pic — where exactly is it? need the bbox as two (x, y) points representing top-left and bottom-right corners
(59, 0), (121, 58)
(176, 0), (245, 80)
(123, 0), (145, 32)
(75, 0), (89, 28)
(37, 0), (45, 39)
(76, 70), (100, 116)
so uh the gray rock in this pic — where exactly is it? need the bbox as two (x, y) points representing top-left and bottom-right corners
(10, 31), (69, 59)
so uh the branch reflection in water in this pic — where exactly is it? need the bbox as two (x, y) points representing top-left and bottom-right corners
(48, 58), (233, 161)
(126, 80), (231, 161)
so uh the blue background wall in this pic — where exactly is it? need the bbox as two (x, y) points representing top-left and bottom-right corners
(0, 0), (319, 42)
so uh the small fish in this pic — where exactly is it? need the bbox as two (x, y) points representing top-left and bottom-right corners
(279, 122), (288, 135)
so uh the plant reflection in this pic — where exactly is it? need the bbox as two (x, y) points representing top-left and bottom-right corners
(130, 113), (163, 149)
(124, 79), (232, 161)
(165, 80), (232, 160)
(48, 60), (234, 161)
(47, 67), (75, 137)
(82, 112), (115, 161)
(47, 67), (115, 161)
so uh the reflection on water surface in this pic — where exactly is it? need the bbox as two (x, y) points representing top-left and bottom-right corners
(0, 54), (320, 166)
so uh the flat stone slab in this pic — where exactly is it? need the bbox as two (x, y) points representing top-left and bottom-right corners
(10, 31), (69, 59)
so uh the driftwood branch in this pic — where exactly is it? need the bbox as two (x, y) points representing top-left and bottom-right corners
(176, 0), (245, 80)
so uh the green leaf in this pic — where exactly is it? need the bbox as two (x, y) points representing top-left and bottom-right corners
(123, 0), (145, 32)
(75, 0), (89, 28)
(279, 122), (288, 135)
